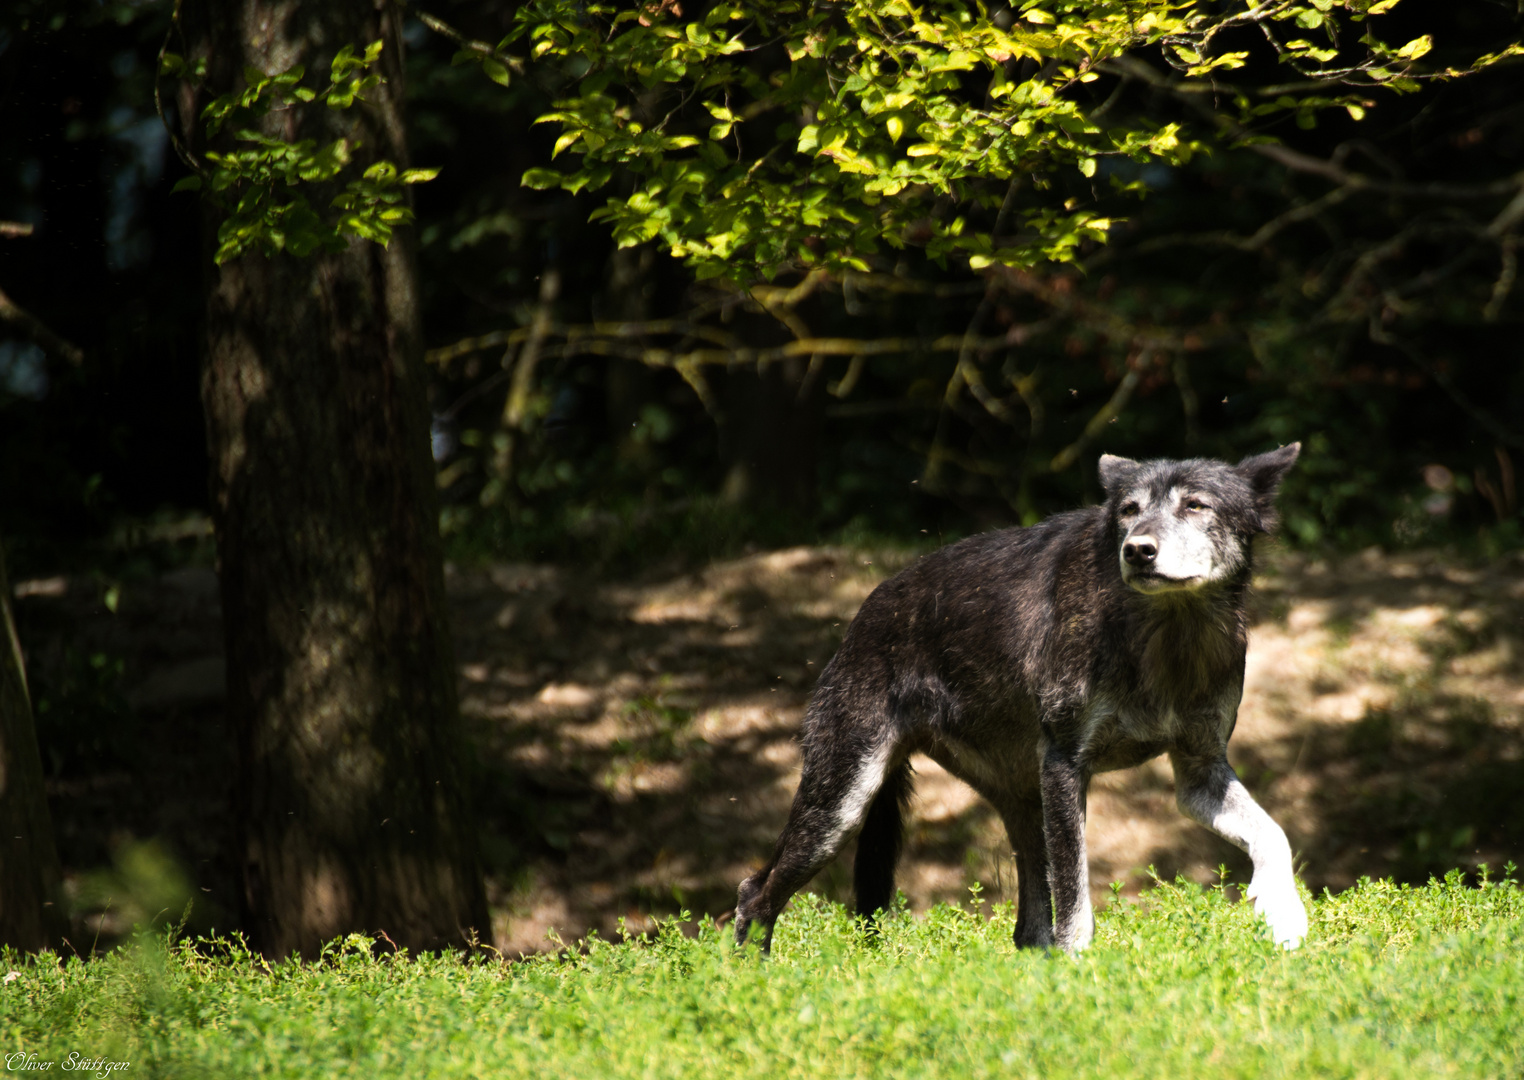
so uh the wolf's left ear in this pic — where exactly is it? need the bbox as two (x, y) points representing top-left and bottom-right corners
(1236, 442), (1300, 529)
(1098, 454), (1141, 494)
(1237, 442), (1300, 494)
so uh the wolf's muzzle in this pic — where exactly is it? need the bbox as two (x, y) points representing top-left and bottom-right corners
(1122, 535), (1158, 568)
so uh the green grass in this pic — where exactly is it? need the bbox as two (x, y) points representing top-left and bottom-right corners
(5, 872), (1523, 1079)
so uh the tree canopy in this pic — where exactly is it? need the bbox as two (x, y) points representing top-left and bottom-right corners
(518, 0), (1513, 279)
(1, 0), (1521, 567)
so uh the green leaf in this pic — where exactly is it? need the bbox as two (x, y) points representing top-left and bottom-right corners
(172, 175), (203, 193)
(522, 168), (565, 189)
(1396, 35), (1433, 60)
(482, 58), (512, 87)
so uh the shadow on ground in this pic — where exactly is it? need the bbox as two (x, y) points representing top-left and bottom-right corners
(13, 543), (1524, 956)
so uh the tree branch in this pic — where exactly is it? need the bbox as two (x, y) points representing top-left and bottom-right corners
(414, 11), (525, 74)
(1103, 55), (1524, 203)
(1368, 319), (1522, 450)
(0, 285), (84, 367)
(1049, 350), (1157, 473)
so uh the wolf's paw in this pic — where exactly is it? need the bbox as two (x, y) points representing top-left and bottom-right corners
(1246, 875), (1307, 950)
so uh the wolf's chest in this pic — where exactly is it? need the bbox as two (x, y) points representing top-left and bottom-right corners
(1078, 697), (1178, 772)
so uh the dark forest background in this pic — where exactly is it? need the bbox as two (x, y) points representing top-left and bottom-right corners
(0, 0), (1521, 956)
(2, 0), (1519, 582)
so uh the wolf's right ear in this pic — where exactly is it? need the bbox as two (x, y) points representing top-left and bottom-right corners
(1098, 454), (1141, 495)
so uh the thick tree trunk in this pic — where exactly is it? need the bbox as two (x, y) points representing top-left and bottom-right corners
(184, 0), (488, 957)
(0, 539), (66, 952)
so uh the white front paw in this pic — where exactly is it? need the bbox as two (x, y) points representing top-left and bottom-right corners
(1246, 875), (1307, 949)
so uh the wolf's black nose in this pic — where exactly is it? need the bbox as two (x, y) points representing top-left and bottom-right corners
(1123, 537), (1157, 567)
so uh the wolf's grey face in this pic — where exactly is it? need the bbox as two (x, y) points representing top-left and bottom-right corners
(1099, 444), (1301, 595)
(1112, 485), (1235, 592)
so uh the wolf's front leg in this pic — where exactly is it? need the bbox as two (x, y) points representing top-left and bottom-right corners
(1039, 747), (1093, 952)
(1172, 753), (1307, 949)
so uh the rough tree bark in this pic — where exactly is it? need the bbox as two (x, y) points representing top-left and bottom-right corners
(0, 538), (66, 952)
(181, 0), (489, 957)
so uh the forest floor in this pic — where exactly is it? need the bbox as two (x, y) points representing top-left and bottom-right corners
(14, 539), (1524, 957)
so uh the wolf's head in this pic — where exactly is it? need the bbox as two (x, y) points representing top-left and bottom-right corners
(1097, 444), (1300, 595)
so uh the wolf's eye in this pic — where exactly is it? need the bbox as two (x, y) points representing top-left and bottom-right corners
(1120, 502), (1140, 516)
(1185, 498), (1210, 511)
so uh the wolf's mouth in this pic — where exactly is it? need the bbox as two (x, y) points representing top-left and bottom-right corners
(1123, 569), (1204, 592)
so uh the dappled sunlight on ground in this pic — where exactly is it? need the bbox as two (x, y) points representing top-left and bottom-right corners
(447, 543), (1524, 955)
(14, 543), (1524, 957)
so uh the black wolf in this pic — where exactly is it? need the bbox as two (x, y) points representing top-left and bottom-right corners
(735, 445), (1307, 953)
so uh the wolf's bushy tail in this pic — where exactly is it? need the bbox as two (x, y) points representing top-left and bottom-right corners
(853, 758), (913, 920)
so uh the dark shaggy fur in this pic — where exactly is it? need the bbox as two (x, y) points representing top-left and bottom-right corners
(735, 445), (1307, 953)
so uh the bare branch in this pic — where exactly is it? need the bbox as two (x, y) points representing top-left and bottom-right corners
(1250, 142), (1524, 201)
(155, 0), (203, 176)
(1049, 351), (1157, 473)
(0, 285), (84, 367)
(1368, 318), (1522, 450)
(426, 318), (742, 367)
(414, 11), (525, 74)
(750, 267), (828, 342)
(1084, 184), (1358, 270)
(503, 270), (560, 429)
(1484, 236), (1517, 321)
(830, 353), (867, 399)
(1487, 185), (1524, 237)
(1103, 55), (1524, 203)
(429, 326), (1011, 371)
(674, 359), (721, 420)
(925, 177), (1025, 485)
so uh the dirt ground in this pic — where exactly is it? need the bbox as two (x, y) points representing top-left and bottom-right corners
(15, 540), (1524, 956)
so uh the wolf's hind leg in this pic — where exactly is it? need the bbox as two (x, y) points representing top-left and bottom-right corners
(735, 735), (897, 952)
(1172, 753), (1307, 949)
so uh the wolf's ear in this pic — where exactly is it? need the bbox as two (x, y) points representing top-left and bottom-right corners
(1236, 442), (1300, 530)
(1098, 454), (1141, 495)
(1236, 442), (1300, 496)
